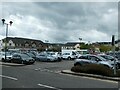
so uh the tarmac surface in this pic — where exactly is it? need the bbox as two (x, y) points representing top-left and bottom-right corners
(0, 61), (120, 82)
(0, 62), (25, 66)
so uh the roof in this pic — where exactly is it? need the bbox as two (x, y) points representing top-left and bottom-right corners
(65, 42), (85, 46)
(2, 37), (44, 46)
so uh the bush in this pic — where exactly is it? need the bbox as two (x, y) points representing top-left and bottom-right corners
(71, 64), (120, 77)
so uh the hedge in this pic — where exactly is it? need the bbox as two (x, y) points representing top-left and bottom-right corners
(71, 64), (120, 77)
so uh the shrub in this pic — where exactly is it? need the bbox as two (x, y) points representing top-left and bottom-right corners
(71, 64), (120, 77)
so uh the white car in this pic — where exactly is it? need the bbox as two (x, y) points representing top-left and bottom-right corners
(0, 52), (12, 62)
(62, 52), (77, 60)
(47, 52), (62, 61)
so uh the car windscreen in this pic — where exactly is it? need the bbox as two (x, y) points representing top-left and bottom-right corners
(27, 53), (35, 57)
(21, 54), (31, 59)
(100, 55), (114, 60)
(48, 53), (55, 55)
(96, 55), (107, 61)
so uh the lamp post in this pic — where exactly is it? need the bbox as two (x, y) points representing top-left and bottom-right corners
(79, 38), (82, 49)
(112, 35), (116, 75)
(45, 40), (49, 52)
(1, 19), (13, 61)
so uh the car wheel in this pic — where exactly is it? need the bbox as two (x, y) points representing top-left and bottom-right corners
(68, 57), (71, 60)
(21, 60), (24, 64)
(47, 59), (50, 61)
(2, 58), (5, 62)
(11, 60), (13, 63)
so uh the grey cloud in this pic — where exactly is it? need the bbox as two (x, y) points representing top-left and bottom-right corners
(0, 2), (118, 43)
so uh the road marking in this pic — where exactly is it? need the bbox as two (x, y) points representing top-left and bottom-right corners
(35, 68), (60, 74)
(0, 75), (18, 81)
(38, 83), (62, 90)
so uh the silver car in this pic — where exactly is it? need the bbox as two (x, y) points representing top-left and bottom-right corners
(98, 54), (120, 69)
(36, 53), (57, 62)
(0, 52), (13, 62)
(74, 54), (116, 69)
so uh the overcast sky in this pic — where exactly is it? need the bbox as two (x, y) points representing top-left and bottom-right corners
(0, 1), (118, 43)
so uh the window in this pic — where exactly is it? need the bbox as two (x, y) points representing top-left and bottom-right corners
(89, 56), (100, 61)
(79, 56), (88, 59)
(9, 43), (11, 46)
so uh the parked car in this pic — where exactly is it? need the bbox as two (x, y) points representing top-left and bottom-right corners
(74, 54), (117, 69)
(47, 52), (62, 61)
(61, 49), (77, 60)
(25, 52), (38, 61)
(62, 52), (77, 60)
(11, 53), (35, 64)
(36, 53), (58, 62)
(0, 52), (13, 62)
(98, 54), (120, 69)
(106, 51), (120, 60)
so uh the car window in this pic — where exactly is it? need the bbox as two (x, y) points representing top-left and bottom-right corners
(49, 53), (55, 55)
(13, 54), (20, 58)
(21, 54), (30, 59)
(79, 56), (88, 59)
(89, 56), (100, 61)
(103, 55), (113, 60)
(72, 52), (76, 55)
(39, 54), (46, 56)
(63, 53), (70, 55)
(96, 56), (106, 61)
(13, 54), (18, 57)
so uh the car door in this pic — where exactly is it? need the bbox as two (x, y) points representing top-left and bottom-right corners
(39, 54), (46, 61)
(12, 55), (19, 63)
(89, 56), (98, 64)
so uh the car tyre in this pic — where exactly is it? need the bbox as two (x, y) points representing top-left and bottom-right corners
(21, 60), (24, 64)
(68, 57), (71, 60)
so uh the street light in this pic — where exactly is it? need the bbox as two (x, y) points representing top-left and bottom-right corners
(1, 19), (13, 61)
(79, 38), (82, 49)
(45, 40), (49, 52)
(112, 35), (116, 75)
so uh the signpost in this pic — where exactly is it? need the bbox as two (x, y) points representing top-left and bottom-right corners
(112, 35), (116, 75)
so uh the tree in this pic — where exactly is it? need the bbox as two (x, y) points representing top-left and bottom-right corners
(99, 45), (112, 52)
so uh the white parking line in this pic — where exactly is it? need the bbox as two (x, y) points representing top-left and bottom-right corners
(0, 75), (18, 81)
(38, 83), (62, 90)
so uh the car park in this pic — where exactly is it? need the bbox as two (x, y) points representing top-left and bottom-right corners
(11, 53), (35, 64)
(74, 54), (116, 69)
(36, 53), (58, 62)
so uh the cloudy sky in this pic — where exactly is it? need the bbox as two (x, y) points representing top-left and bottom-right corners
(0, 1), (119, 43)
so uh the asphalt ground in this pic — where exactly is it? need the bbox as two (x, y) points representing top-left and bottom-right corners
(0, 60), (120, 82)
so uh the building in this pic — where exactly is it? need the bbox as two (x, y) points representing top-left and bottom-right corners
(1, 37), (45, 51)
(61, 42), (85, 50)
